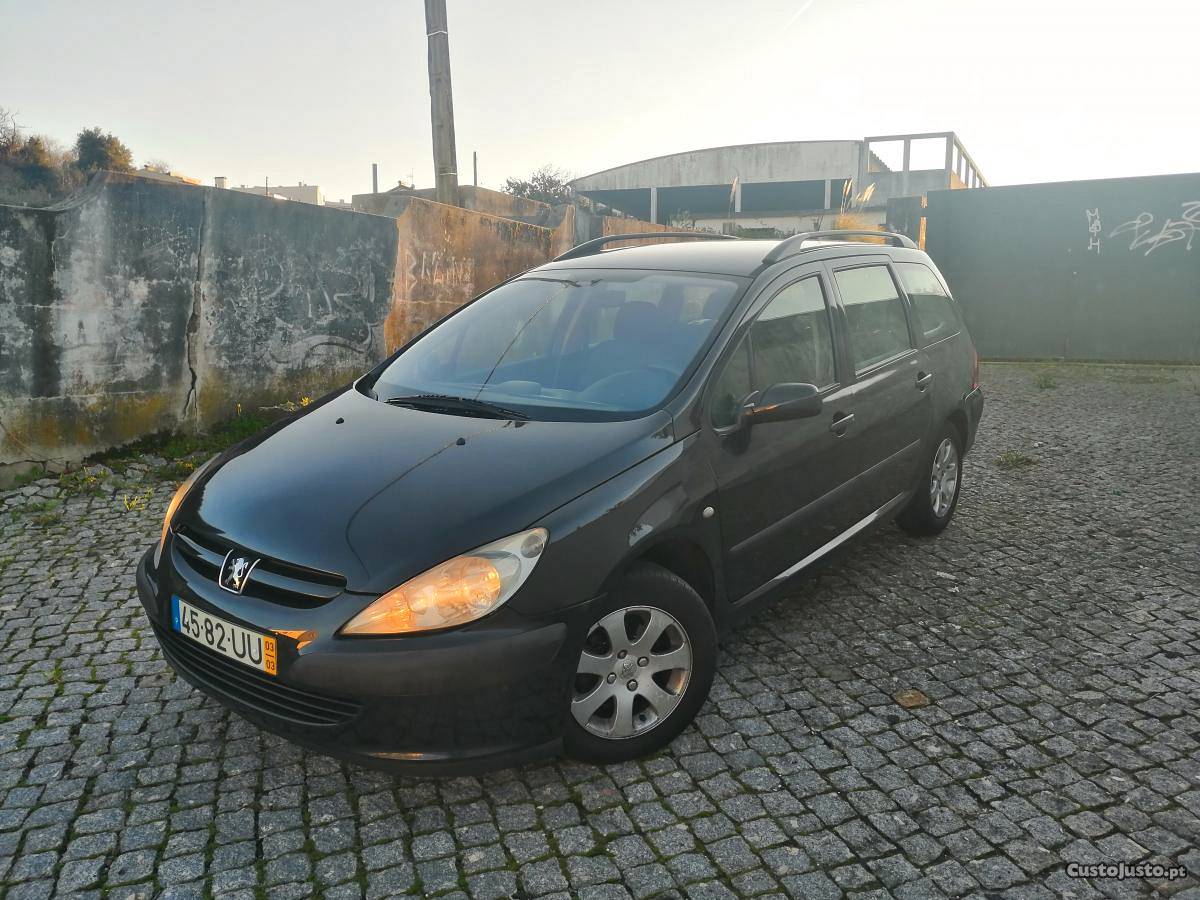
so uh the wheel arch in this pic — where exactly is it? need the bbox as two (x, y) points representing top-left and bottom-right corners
(608, 534), (720, 614)
(947, 407), (968, 452)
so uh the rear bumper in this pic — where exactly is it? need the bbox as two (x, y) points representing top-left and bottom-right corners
(963, 387), (984, 452)
(137, 547), (575, 775)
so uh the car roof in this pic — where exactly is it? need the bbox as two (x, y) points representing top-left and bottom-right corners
(533, 237), (922, 278)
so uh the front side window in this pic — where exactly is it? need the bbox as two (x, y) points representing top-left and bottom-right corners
(896, 262), (961, 343)
(372, 270), (744, 421)
(709, 275), (836, 427)
(750, 276), (837, 390)
(834, 265), (913, 371)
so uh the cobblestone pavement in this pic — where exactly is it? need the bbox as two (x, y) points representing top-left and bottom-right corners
(1, 362), (1199, 900)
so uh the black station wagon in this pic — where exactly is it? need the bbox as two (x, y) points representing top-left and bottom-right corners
(137, 230), (984, 773)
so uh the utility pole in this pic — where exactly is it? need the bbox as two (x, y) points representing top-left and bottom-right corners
(425, 0), (459, 206)
(372, 163), (378, 194)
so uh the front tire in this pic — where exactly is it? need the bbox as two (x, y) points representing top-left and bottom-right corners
(563, 564), (716, 764)
(897, 423), (962, 535)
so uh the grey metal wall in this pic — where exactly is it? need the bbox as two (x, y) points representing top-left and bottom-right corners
(924, 173), (1200, 362)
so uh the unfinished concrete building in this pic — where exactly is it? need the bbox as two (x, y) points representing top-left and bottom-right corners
(569, 131), (987, 235)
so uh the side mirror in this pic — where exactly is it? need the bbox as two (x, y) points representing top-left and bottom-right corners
(743, 382), (823, 426)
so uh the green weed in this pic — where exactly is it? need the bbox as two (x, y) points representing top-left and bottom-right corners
(996, 450), (1036, 470)
(122, 489), (155, 512)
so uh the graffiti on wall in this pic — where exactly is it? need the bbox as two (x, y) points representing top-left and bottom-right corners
(383, 242), (480, 351)
(1108, 201), (1200, 256)
(401, 245), (476, 299)
(1085, 208), (1103, 254)
(206, 237), (391, 376)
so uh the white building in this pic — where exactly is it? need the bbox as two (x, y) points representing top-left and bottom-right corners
(569, 132), (987, 235)
(218, 178), (325, 206)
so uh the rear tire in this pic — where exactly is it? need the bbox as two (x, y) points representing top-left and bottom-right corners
(897, 423), (962, 536)
(563, 564), (716, 764)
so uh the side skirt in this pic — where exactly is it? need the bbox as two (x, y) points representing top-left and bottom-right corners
(733, 490), (911, 609)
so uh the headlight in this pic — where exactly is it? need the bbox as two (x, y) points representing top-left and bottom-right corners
(154, 457), (216, 568)
(342, 527), (548, 635)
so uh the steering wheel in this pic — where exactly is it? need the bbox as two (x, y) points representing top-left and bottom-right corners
(579, 366), (678, 405)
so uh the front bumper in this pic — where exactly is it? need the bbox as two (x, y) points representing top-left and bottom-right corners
(137, 547), (576, 775)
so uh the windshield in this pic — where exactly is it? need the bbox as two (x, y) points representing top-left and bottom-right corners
(371, 269), (745, 421)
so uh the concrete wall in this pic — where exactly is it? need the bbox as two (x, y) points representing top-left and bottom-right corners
(0, 173), (553, 469)
(195, 184), (399, 423)
(353, 186), (550, 221)
(549, 204), (578, 257)
(691, 210), (887, 235)
(865, 170), (953, 209)
(925, 172), (1200, 362)
(1, 176), (206, 466)
(382, 195), (550, 349)
(597, 216), (681, 238)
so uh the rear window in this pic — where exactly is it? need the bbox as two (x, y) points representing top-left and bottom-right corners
(896, 262), (961, 343)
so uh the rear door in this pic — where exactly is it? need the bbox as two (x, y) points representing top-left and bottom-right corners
(704, 265), (858, 601)
(827, 258), (932, 519)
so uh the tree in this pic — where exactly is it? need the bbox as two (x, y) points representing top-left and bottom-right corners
(503, 164), (572, 206)
(74, 127), (133, 173)
(142, 158), (172, 174)
(0, 107), (19, 157)
(12, 135), (55, 188)
(0, 114), (83, 204)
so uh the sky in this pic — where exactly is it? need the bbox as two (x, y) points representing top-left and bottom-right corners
(2, 0), (1196, 201)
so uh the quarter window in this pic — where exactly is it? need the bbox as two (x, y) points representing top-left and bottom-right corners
(896, 262), (961, 343)
(710, 335), (751, 428)
(834, 265), (913, 371)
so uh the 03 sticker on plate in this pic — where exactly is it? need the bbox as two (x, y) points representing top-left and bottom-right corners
(171, 596), (277, 675)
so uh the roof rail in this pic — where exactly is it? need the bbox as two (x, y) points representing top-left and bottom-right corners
(762, 229), (917, 264)
(553, 232), (737, 262)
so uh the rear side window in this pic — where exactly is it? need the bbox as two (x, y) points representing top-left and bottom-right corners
(834, 265), (913, 372)
(896, 262), (960, 343)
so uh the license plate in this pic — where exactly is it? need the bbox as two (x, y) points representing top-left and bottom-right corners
(171, 596), (277, 676)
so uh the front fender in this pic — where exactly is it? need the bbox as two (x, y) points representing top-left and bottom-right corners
(508, 433), (727, 621)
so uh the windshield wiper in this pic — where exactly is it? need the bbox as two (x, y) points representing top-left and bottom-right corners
(384, 393), (529, 420)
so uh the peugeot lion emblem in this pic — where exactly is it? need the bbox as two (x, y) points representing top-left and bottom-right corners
(220, 550), (259, 594)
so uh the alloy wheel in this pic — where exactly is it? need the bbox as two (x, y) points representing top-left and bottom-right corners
(571, 606), (692, 739)
(929, 437), (959, 518)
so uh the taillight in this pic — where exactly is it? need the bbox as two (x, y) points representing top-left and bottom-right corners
(971, 347), (980, 391)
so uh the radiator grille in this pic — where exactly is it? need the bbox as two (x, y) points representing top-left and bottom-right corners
(154, 623), (361, 727)
(172, 527), (344, 608)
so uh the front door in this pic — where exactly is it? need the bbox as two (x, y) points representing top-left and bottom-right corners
(704, 269), (858, 602)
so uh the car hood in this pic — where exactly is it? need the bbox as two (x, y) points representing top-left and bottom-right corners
(180, 388), (674, 594)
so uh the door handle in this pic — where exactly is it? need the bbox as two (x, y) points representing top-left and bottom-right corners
(830, 412), (854, 435)
(916, 371), (935, 390)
